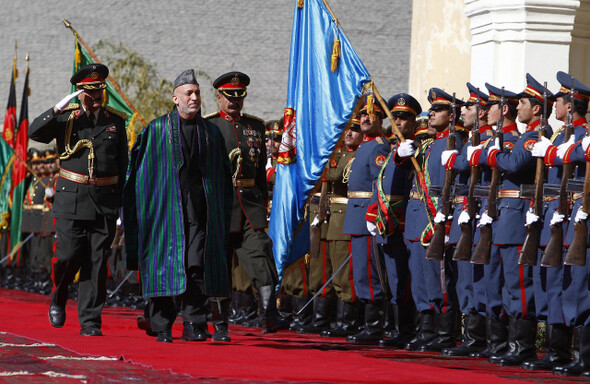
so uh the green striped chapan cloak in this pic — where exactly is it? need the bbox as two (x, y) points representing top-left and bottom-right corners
(123, 109), (233, 297)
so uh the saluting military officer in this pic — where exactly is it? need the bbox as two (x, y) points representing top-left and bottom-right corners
(206, 72), (286, 333)
(29, 63), (128, 336)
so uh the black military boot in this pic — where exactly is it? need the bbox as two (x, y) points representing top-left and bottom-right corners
(489, 317), (537, 366)
(297, 297), (335, 334)
(289, 296), (313, 331)
(379, 303), (417, 348)
(210, 298), (231, 342)
(346, 301), (385, 345)
(442, 312), (486, 356)
(522, 323), (571, 370)
(418, 311), (459, 352)
(321, 300), (362, 337)
(405, 310), (436, 350)
(469, 316), (508, 358)
(228, 291), (241, 325)
(278, 293), (293, 324)
(240, 292), (262, 328)
(553, 326), (590, 377)
(382, 302), (396, 338)
(258, 285), (289, 333)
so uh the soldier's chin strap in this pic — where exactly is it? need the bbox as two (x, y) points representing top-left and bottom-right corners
(60, 111), (96, 180)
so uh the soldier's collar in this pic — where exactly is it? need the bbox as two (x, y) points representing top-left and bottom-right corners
(220, 109), (241, 122)
(362, 133), (384, 142)
(479, 124), (492, 134)
(435, 129), (449, 140)
(524, 120), (540, 133)
(574, 117), (588, 127)
(503, 122), (519, 134)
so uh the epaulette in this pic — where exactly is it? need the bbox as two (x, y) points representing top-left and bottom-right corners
(375, 136), (385, 145)
(203, 111), (220, 120)
(509, 130), (519, 136)
(61, 103), (80, 113)
(104, 106), (128, 121)
(243, 113), (265, 124)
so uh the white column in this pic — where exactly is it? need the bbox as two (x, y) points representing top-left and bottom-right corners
(466, 0), (580, 128)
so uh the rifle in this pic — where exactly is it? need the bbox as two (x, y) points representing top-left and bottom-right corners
(471, 88), (505, 264)
(564, 94), (588, 267)
(454, 92), (481, 261)
(542, 78), (576, 267)
(309, 175), (329, 259)
(519, 83), (548, 265)
(426, 93), (456, 261)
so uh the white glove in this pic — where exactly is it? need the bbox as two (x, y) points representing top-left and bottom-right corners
(458, 210), (471, 225)
(467, 144), (483, 161)
(550, 211), (565, 226)
(266, 156), (273, 171)
(434, 211), (447, 224)
(486, 138), (500, 156)
(582, 136), (590, 152)
(441, 150), (458, 166)
(532, 136), (552, 158)
(557, 135), (575, 159)
(397, 141), (416, 157)
(44, 187), (54, 199)
(55, 90), (83, 112)
(477, 211), (493, 227)
(367, 221), (378, 236)
(310, 215), (320, 228)
(116, 217), (122, 227)
(575, 208), (589, 223)
(525, 209), (540, 226)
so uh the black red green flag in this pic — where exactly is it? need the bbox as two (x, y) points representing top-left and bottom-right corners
(9, 57), (29, 252)
(2, 55), (17, 148)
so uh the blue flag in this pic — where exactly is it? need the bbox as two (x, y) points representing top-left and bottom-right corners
(268, 0), (371, 279)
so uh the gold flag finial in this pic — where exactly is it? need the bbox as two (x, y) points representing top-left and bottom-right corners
(63, 19), (72, 29)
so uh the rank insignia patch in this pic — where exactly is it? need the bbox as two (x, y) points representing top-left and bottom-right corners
(524, 139), (536, 152)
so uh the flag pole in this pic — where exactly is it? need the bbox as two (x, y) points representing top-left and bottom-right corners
(62, 19), (146, 126)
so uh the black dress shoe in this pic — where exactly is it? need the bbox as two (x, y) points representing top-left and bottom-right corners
(181, 322), (207, 341)
(157, 330), (173, 343)
(80, 327), (103, 336)
(48, 304), (66, 328)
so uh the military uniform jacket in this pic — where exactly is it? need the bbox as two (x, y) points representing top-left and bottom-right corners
(405, 131), (463, 242)
(342, 135), (390, 235)
(206, 111), (268, 233)
(29, 106), (128, 221)
(480, 123), (534, 245)
(369, 145), (412, 245)
(326, 148), (355, 241)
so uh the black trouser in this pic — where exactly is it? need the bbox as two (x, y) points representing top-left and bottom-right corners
(52, 215), (115, 329)
(148, 266), (208, 332)
(229, 220), (278, 290)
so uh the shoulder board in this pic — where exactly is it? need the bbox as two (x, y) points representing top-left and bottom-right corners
(510, 130), (519, 136)
(61, 103), (80, 113)
(375, 137), (385, 144)
(243, 113), (265, 124)
(104, 106), (128, 121)
(585, 123), (590, 130)
(203, 111), (220, 120)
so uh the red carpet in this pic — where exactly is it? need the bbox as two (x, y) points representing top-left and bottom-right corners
(0, 289), (583, 383)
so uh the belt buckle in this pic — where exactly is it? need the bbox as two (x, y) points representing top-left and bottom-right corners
(88, 177), (97, 185)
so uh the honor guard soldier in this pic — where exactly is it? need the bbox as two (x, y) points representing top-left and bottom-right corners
(342, 96), (391, 344)
(533, 73), (590, 377)
(29, 63), (129, 336)
(398, 88), (463, 352)
(206, 72), (286, 333)
(298, 117), (365, 335)
(439, 83), (492, 356)
(470, 83), (536, 366)
(368, 94), (421, 348)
